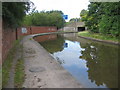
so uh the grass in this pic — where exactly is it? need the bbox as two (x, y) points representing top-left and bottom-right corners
(29, 38), (32, 40)
(78, 31), (119, 43)
(0, 68), (2, 89)
(2, 37), (23, 88)
(2, 39), (20, 87)
(14, 58), (25, 88)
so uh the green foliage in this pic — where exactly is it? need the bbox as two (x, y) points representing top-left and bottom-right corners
(23, 10), (65, 29)
(14, 58), (25, 88)
(69, 18), (81, 22)
(0, 68), (1, 90)
(98, 3), (119, 36)
(80, 2), (119, 37)
(2, 38), (22, 87)
(2, 2), (32, 28)
(80, 9), (88, 21)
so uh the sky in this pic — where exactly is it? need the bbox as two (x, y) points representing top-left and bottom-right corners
(31, 0), (90, 21)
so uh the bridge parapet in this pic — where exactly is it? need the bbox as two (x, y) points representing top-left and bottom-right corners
(66, 22), (85, 27)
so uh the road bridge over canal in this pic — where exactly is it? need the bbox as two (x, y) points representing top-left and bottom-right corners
(62, 22), (86, 32)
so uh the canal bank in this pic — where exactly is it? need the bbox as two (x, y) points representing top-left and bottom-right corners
(78, 31), (119, 45)
(78, 35), (120, 45)
(22, 35), (83, 88)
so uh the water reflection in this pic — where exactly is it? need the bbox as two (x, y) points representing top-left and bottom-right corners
(34, 34), (57, 42)
(34, 34), (118, 88)
(35, 35), (65, 54)
(80, 42), (118, 88)
(63, 43), (68, 48)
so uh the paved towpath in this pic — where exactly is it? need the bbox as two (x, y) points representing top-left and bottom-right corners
(22, 35), (83, 88)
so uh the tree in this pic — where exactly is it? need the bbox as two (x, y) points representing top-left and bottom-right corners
(80, 9), (88, 21)
(98, 3), (119, 36)
(86, 2), (101, 33)
(2, 1), (32, 28)
(80, 2), (119, 37)
(23, 10), (65, 29)
(69, 18), (80, 22)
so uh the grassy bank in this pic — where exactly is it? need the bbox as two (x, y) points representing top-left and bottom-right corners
(0, 68), (2, 89)
(2, 39), (21, 87)
(78, 31), (119, 43)
(2, 37), (24, 88)
(14, 57), (25, 88)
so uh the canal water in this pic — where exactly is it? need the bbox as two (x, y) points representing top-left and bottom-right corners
(34, 33), (118, 88)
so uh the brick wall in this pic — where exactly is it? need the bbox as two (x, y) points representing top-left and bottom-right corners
(16, 26), (57, 39)
(0, 19), (2, 65)
(2, 28), (16, 62)
(31, 26), (57, 34)
(17, 27), (31, 39)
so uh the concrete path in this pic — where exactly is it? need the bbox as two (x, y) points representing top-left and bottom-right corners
(22, 35), (83, 88)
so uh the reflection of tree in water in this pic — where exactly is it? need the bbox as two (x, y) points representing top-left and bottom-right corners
(40, 35), (65, 54)
(80, 42), (118, 88)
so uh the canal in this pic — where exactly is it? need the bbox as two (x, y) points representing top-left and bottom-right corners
(34, 33), (118, 88)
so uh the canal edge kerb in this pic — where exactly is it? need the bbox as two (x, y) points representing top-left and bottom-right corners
(31, 32), (120, 45)
(32, 31), (78, 38)
(78, 35), (120, 46)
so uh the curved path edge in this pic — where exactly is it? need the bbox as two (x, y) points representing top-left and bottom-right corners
(32, 32), (119, 45)
(32, 31), (78, 37)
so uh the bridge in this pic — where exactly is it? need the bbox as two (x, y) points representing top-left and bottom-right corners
(62, 22), (86, 32)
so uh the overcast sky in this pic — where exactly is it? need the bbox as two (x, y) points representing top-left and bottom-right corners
(31, 0), (90, 21)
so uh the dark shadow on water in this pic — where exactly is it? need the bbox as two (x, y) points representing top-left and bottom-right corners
(34, 34), (65, 54)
